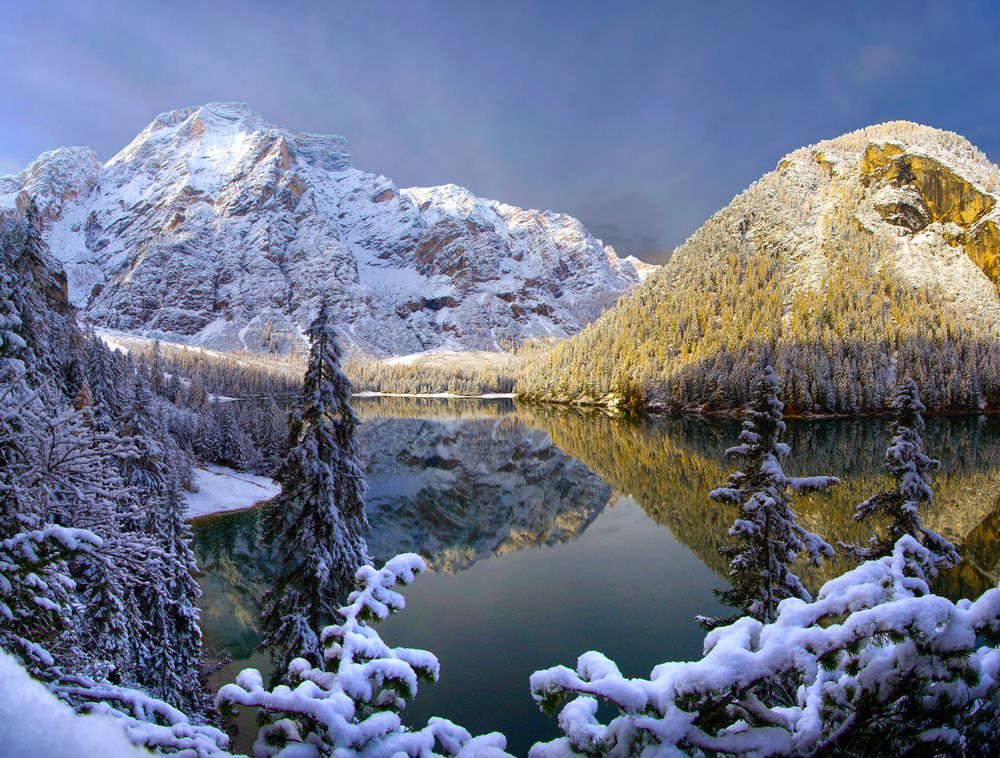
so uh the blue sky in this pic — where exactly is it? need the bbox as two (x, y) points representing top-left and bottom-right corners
(2, 1), (999, 262)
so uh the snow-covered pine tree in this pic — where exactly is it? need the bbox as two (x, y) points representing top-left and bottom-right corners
(148, 339), (165, 396)
(120, 374), (206, 712)
(84, 333), (126, 432)
(846, 377), (960, 570)
(218, 554), (510, 757)
(254, 398), (287, 475)
(212, 401), (255, 471)
(1, 265), (138, 688)
(0, 268), (62, 670)
(701, 365), (838, 629)
(259, 300), (370, 675)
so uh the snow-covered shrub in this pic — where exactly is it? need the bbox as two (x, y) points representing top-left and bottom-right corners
(218, 553), (510, 757)
(48, 670), (230, 756)
(530, 536), (1000, 756)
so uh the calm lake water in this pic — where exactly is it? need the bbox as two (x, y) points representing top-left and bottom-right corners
(192, 398), (1000, 754)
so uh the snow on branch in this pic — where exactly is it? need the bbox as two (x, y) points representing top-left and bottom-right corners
(50, 672), (230, 756)
(217, 553), (511, 757)
(530, 536), (1000, 756)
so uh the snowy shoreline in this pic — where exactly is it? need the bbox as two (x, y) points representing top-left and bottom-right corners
(183, 465), (280, 521)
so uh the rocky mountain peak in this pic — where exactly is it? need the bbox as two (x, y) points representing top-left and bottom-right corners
(2, 103), (651, 356)
(764, 120), (1000, 317)
(0, 147), (101, 226)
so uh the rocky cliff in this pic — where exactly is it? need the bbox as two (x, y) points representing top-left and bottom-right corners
(0, 102), (650, 356)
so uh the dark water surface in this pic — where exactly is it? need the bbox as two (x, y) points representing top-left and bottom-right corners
(192, 399), (1000, 754)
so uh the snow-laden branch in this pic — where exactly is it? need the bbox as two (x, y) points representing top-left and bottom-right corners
(530, 536), (1000, 756)
(217, 553), (511, 757)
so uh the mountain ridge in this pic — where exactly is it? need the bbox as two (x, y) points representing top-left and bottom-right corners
(1, 102), (653, 356)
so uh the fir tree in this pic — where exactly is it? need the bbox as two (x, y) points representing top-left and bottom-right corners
(701, 365), (838, 628)
(85, 334), (124, 431)
(846, 377), (960, 570)
(259, 301), (369, 675)
(121, 375), (205, 712)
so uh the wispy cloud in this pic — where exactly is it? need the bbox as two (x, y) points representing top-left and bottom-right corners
(848, 43), (906, 87)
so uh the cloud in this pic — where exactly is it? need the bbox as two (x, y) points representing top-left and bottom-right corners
(848, 43), (905, 87)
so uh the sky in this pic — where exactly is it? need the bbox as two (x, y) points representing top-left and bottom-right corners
(2, 0), (999, 263)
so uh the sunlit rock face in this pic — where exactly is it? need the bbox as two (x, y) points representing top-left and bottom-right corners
(737, 125), (1000, 328)
(358, 414), (612, 572)
(0, 102), (650, 356)
(791, 124), (1000, 318)
(861, 142), (1000, 290)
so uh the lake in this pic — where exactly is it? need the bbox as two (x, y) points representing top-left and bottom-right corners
(192, 398), (1000, 754)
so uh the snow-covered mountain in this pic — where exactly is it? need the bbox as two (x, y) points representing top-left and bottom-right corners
(0, 102), (651, 356)
(519, 121), (1000, 412)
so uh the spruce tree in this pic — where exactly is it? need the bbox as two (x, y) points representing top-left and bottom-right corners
(700, 365), (838, 628)
(259, 300), (369, 675)
(847, 377), (960, 570)
(121, 375), (205, 711)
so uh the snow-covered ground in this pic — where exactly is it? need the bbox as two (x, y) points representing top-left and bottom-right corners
(184, 465), (280, 520)
(0, 651), (149, 757)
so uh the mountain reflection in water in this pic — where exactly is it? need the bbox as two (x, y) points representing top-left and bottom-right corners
(193, 398), (1000, 753)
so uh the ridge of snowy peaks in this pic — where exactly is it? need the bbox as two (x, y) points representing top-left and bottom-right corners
(0, 102), (652, 355)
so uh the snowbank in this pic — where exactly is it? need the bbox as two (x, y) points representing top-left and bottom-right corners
(184, 464), (280, 520)
(0, 651), (149, 757)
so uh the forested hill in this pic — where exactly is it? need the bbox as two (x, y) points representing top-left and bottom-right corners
(517, 122), (1000, 414)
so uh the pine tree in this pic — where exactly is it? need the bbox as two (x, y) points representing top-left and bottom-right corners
(188, 374), (208, 409)
(148, 339), (164, 396)
(85, 334), (124, 431)
(847, 377), (960, 570)
(700, 365), (838, 628)
(259, 301), (369, 675)
(74, 375), (94, 414)
(258, 397), (286, 475)
(120, 375), (206, 712)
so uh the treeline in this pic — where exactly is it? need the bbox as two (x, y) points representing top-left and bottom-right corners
(345, 355), (517, 395)
(125, 338), (302, 401)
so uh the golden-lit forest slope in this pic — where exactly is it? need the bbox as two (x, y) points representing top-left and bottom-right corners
(518, 122), (1000, 413)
